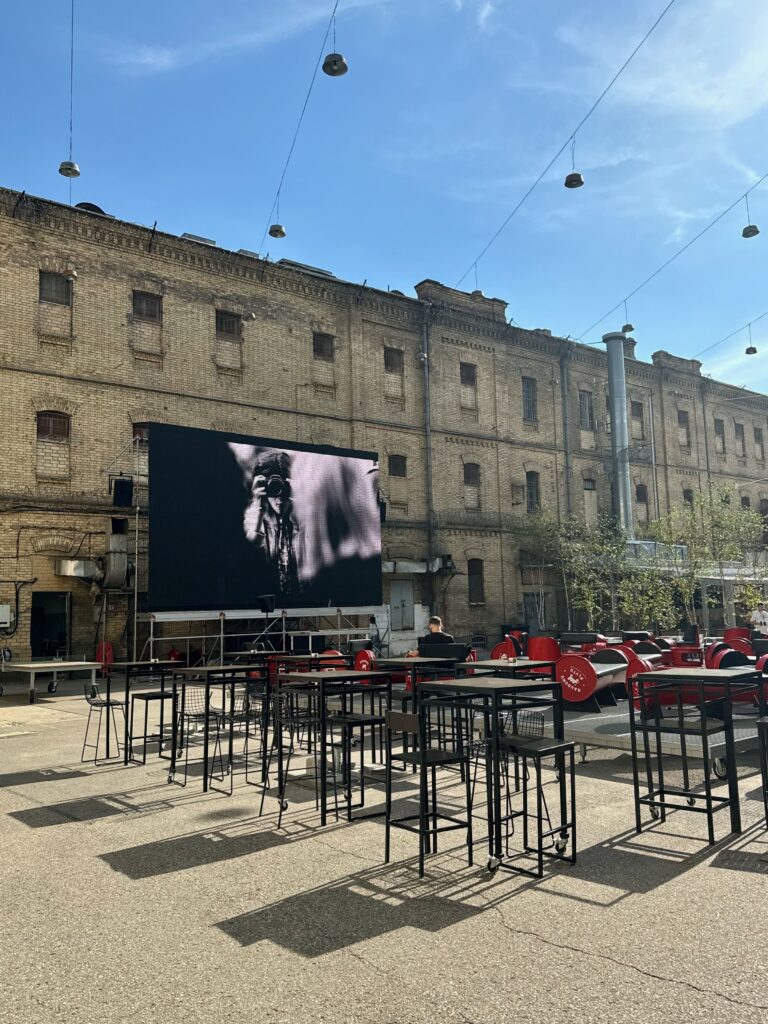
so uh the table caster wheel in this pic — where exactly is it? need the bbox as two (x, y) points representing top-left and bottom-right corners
(168, 772), (175, 784)
(686, 795), (695, 806)
(281, 800), (289, 811)
(712, 758), (728, 779)
(487, 856), (500, 874)
(649, 804), (660, 820)
(555, 838), (568, 854)
(160, 742), (166, 752)
(48, 682), (58, 693)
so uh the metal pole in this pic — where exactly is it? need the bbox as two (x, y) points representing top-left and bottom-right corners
(133, 438), (139, 661)
(421, 302), (437, 610)
(603, 332), (634, 537)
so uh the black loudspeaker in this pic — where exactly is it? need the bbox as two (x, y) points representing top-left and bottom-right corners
(256, 594), (275, 613)
(112, 477), (134, 507)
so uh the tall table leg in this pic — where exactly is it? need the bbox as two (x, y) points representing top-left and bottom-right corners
(320, 679), (328, 826)
(123, 669), (131, 765)
(202, 679), (211, 793)
(722, 689), (741, 834)
(491, 691), (503, 860)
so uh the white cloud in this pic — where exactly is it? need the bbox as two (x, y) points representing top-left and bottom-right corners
(557, 0), (768, 130)
(109, 0), (390, 74)
(477, 2), (495, 31)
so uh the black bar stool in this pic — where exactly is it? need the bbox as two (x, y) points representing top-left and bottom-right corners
(81, 682), (126, 764)
(129, 690), (173, 763)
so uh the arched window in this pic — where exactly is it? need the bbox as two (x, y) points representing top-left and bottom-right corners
(467, 558), (485, 605)
(583, 478), (597, 525)
(388, 454), (407, 478)
(683, 488), (694, 505)
(741, 495), (751, 509)
(636, 483), (648, 505)
(36, 411), (70, 443)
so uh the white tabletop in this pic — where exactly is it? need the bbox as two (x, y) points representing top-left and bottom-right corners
(11, 661), (100, 671)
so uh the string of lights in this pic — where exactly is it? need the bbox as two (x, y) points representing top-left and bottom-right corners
(454, 0), (679, 288)
(577, 171), (768, 341)
(258, 0), (343, 252)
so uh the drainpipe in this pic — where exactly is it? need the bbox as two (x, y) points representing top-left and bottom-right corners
(421, 302), (436, 610)
(648, 393), (660, 520)
(559, 345), (573, 516)
(604, 332), (634, 537)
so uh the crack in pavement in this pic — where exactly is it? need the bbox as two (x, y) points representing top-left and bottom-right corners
(492, 905), (768, 1012)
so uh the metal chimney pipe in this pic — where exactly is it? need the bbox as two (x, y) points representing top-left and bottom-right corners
(603, 332), (634, 538)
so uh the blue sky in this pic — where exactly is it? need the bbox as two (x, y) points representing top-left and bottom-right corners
(3, 0), (768, 389)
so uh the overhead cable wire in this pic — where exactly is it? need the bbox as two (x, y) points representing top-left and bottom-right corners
(258, 0), (340, 253)
(453, 0), (680, 288)
(577, 170), (768, 341)
(693, 309), (768, 359)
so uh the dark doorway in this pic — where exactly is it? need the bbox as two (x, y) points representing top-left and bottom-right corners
(30, 592), (70, 658)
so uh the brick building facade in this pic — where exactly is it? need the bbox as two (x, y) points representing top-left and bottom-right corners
(1, 187), (767, 658)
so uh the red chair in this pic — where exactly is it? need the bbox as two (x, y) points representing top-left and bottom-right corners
(353, 649), (377, 674)
(490, 637), (522, 660)
(96, 641), (114, 677)
(527, 636), (561, 663)
(724, 627), (751, 644)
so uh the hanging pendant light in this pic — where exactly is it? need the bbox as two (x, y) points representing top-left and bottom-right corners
(322, 13), (348, 76)
(60, 0), (80, 185)
(59, 160), (80, 178)
(621, 301), (634, 334)
(564, 134), (584, 188)
(745, 323), (757, 355)
(742, 193), (759, 238)
(269, 195), (286, 239)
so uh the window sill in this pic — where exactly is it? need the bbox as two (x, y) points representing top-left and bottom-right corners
(39, 299), (71, 309)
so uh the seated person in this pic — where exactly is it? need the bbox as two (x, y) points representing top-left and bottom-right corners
(406, 616), (454, 657)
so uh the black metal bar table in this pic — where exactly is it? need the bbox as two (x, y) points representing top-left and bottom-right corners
(277, 669), (392, 825)
(418, 665), (561, 871)
(630, 666), (763, 839)
(105, 660), (176, 765)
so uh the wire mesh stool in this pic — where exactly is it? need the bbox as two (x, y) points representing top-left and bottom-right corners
(174, 684), (226, 788)
(81, 682), (126, 764)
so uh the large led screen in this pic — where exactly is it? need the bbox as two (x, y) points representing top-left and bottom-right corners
(148, 423), (382, 612)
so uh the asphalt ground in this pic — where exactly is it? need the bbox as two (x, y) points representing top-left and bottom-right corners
(1, 677), (767, 1024)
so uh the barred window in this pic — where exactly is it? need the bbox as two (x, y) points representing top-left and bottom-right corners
(384, 347), (404, 374)
(631, 400), (645, 440)
(678, 409), (690, 448)
(388, 454), (407, 477)
(132, 291), (162, 323)
(522, 377), (538, 422)
(636, 483), (649, 504)
(735, 422), (746, 457)
(579, 391), (594, 431)
(39, 271), (71, 306)
(460, 362), (477, 387)
(714, 418), (725, 454)
(526, 470), (540, 512)
(313, 332), (335, 362)
(755, 427), (765, 462)
(467, 558), (485, 605)
(215, 309), (242, 337)
(464, 462), (480, 509)
(36, 410), (70, 443)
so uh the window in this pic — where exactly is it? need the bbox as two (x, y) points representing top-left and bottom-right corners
(36, 410), (70, 442)
(735, 422), (746, 457)
(384, 347), (404, 374)
(583, 478), (597, 525)
(133, 423), (150, 447)
(636, 483), (648, 505)
(312, 332), (335, 362)
(464, 462), (480, 509)
(714, 418), (725, 454)
(39, 271), (71, 306)
(761, 499), (768, 545)
(526, 470), (540, 513)
(683, 488), (694, 505)
(579, 391), (594, 431)
(741, 495), (751, 509)
(215, 309), (242, 337)
(678, 409), (690, 448)
(522, 377), (538, 422)
(132, 291), (162, 323)
(755, 427), (765, 462)
(460, 362), (477, 387)
(631, 400), (645, 440)
(388, 454), (407, 478)
(467, 558), (485, 605)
